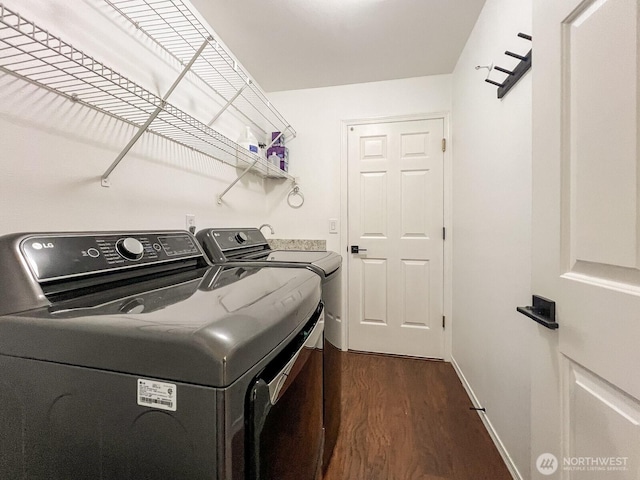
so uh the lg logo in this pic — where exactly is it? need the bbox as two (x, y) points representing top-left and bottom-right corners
(31, 242), (54, 250)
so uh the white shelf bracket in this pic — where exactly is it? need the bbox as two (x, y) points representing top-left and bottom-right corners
(266, 129), (286, 149)
(217, 158), (260, 205)
(208, 80), (251, 127)
(217, 127), (292, 205)
(101, 37), (211, 186)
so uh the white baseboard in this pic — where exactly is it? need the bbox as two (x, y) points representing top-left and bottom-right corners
(450, 356), (524, 480)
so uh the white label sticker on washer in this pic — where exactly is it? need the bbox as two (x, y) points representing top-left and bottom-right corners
(137, 378), (177, 411)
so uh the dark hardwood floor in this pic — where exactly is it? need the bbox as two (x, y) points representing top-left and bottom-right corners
(323, 351), (513, 480)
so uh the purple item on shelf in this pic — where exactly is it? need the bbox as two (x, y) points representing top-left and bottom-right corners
(266, 146), (289, 173)
(271, 132), (285, 146)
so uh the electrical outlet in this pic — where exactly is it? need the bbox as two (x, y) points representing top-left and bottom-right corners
(329, 218), (338, 234)
(185, 214), (196, 234)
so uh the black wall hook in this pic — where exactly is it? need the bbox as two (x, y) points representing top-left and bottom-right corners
(494, 66), (514, 75)
(484, 32), (532, 99)
(505, 50), (528, 61)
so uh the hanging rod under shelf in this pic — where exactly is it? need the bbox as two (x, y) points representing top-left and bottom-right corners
(0, 3), (293, 184)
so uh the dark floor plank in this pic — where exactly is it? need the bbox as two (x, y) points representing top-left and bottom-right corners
(323, 351), (512, 480)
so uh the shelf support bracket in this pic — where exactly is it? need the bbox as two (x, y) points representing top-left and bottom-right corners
(101, 37), (211, 187)
(217, 127), (291, 204)
(208, 80), (250, 127)
(217, 159), (260, 205)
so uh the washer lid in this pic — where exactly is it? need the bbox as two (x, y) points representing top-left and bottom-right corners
(264, 250), (342, 276)
(0, 266), (321, 387)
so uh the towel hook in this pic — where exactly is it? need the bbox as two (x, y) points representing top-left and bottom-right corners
(475, 62), (494, 79)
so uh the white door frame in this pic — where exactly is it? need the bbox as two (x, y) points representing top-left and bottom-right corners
(339, 112), (453, 361)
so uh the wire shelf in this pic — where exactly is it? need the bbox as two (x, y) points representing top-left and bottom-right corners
(104, 0), (296, 141)
(0, 3), (291, 181)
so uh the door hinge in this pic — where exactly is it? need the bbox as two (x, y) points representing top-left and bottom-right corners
(442, 138), (446, 152)
(442, 315), (446, 329)
(443, 227), (446, 240)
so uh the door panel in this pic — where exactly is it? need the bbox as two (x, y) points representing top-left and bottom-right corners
(361, 135), (387, 159)
(361, 172), (388, 237)
(533, 0), (640, 476)
(563, 0), (640, 277)
(362, 259), (387, 325)
(348, 118), (444, 358)
(400, 131), (431, 158)
(401, 170), (430, 237)
(401, 260), (430, 328)
(563, 359), (640, 479)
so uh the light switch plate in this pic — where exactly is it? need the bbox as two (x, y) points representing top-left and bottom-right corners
(329, 218), (338, 234)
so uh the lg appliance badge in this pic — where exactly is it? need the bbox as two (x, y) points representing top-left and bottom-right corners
(32, 242), (54, 250)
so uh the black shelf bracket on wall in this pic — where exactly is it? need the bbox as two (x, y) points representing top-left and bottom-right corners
(485, 33), (532, 99)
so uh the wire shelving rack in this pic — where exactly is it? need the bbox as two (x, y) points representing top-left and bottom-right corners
(0, 2), (293, 192)
(104, 0), (295, 141)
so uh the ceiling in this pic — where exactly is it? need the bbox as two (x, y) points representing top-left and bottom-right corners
(190, 0), (486, 92)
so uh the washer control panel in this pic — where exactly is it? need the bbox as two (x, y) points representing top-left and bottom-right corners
(208, 228), (267, 250)
(21, 232), (202, 282)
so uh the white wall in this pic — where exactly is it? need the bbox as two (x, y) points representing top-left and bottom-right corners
(451, 0), (532, 478)
(266, 75), (452, 251)
(0, 0), (277, 236)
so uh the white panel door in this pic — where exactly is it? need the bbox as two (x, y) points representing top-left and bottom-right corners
(347, 118), (444, 358)
(533, 0), (640, 477)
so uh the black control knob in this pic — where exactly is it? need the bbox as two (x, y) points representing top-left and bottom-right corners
(120, 298), (145, 314)
(116, 237), (144, 260)
(235, 232), (248, 244)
